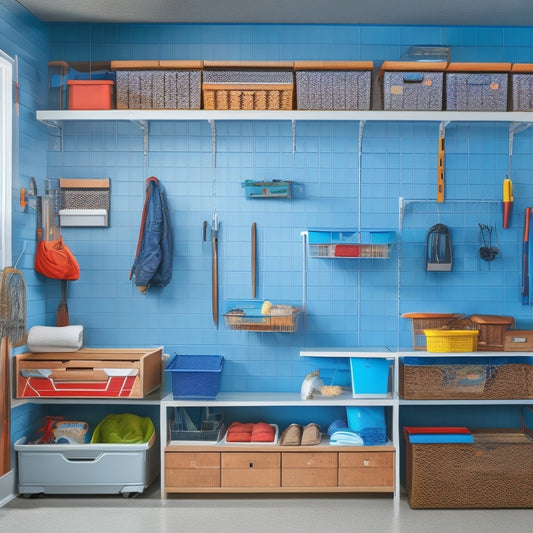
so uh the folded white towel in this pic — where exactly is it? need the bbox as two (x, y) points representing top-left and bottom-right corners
(27, 325), (84, 353)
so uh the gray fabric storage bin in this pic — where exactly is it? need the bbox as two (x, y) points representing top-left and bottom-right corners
(294, 61), (373, 110)
(112, 60), (202, 110)
(380, 61), (446, 111)
(446, 63), (511, 111)
(511, 64), (533, 111)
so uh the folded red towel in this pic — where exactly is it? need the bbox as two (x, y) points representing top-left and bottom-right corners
(251, 422), (275, 442)
(226, 422), (254, 442)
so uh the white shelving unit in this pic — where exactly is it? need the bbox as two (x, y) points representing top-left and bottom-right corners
(33, 109), (533, 504)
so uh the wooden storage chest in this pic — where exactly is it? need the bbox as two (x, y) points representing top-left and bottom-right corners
(16, 347), (162, 399)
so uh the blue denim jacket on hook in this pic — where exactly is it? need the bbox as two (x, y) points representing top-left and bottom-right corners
(130, 177), (173, 293)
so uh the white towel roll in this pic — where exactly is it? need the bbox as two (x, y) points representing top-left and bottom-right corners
(27, 325), (84, 353)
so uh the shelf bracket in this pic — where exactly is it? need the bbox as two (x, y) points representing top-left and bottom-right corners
(358, 120), (365, 154)
(509, 122), (532, 179)
(209, 119), (217, 167)
(39, 119), (63, 152)
(131, 120), (149, 157)
(292, 119), (296, 154)
(357, 120), (366, 232)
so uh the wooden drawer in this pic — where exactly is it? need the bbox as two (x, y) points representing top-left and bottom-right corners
(165, 467), (220, 488)
(282, 467), (337, 487)
(338, 467), (394, 488)
(338, 451), (394, 468)
(221, 452), (280, 469)
(166, 451), (220, 469)
(282, 452), (337, 488)
(338, 451), (394, 489)
(165, 452), (220, 489)
(221, 452), (280, 488)
(282, 452), (337, 468)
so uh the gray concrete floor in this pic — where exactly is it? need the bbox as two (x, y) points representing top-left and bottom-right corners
(1, 483), (532, 533)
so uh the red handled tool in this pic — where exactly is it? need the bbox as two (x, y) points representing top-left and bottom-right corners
(522, 207), (530, 305)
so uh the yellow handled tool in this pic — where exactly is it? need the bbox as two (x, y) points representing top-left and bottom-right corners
(503, 177), (513, 229)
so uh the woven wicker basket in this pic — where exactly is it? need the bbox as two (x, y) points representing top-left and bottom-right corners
(405, 429), (533, 508)
(202, 63), (294, 110)
(401, 313), (463, 350)
(399, 359), (532, 400)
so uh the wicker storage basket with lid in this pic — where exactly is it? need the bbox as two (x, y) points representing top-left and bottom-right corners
(469, 315), (515, 351)
(202, 61), (294, 110)
(401, 312), (463, 350)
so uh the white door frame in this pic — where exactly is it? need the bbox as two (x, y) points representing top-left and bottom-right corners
(0, 50), (13, 269)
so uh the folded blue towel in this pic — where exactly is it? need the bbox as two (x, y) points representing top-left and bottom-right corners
(329, 430), (363, 446)
(359, 426), (388, 446)
(327, 419), (348, 436)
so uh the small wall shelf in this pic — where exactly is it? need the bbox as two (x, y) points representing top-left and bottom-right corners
(306, 229), (396, 259)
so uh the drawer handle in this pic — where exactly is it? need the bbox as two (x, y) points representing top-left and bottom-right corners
(249, 462), (254, 468)
(363, 460), (370, 467)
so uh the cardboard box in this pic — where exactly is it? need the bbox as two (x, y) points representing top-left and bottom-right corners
(16, 348), (162, 398)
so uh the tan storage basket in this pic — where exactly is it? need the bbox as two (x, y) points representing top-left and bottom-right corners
(202, 61), (294, 110)
(399, 356), (533, 400)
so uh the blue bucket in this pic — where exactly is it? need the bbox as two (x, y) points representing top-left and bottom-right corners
(350, 357), (391, 395)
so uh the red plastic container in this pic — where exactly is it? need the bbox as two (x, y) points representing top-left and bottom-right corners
(334, 244), (361, 257)
(67, 80), (114, 110)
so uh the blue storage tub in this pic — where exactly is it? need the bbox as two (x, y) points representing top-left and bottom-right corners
(165, 354), (224, 399)
(350, 357), (392, 395)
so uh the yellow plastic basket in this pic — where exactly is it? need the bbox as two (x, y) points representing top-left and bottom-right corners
(423, 329), (479, 352)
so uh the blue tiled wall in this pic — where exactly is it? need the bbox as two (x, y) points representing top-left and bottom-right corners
(2, 4), (533, 496)
(42, 23), (533, 395)
(0, 0), (48, 485)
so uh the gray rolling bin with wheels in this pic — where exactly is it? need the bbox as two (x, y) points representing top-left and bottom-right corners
(14, 433), (159, 497)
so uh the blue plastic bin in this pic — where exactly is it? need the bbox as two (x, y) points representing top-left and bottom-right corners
(346, 406), (386, 431)
(165, 354), (224, 399)
(350, 357), (391, 395)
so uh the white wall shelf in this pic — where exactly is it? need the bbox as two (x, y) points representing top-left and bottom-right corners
(36, 109), (533, 126)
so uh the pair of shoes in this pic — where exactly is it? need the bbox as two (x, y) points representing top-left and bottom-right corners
(279, 423), (321, 446)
